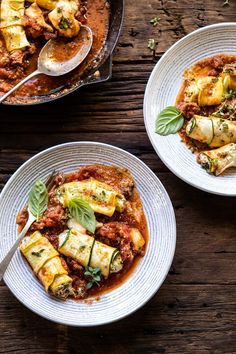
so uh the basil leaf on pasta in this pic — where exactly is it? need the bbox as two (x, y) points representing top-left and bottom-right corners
(68, 198), (96, 234)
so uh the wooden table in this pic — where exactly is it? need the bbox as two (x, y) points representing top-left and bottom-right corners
(1, 1), (236, 353)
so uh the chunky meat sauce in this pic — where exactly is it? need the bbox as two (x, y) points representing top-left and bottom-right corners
(0, 0), (109, 101)
(16, 165), (148, 300)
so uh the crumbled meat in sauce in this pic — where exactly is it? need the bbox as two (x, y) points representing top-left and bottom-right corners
(97, 222), (134, 263)
(176, 102), (201, 120)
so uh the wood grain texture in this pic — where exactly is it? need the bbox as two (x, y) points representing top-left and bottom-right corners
(1, 0), (236, 353)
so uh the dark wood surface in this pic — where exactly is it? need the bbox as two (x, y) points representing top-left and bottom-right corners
(1, 1), (236, 353)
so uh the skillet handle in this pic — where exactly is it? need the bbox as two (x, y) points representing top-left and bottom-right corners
(96, 55), (113, 83)
(82, 56), (113, 88)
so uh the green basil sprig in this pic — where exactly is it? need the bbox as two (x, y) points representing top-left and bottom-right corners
(155, 106), (184, 136)
(68, 198), (96, 234)
(84, 266), (102, 289)
(28, 179), (48, 221)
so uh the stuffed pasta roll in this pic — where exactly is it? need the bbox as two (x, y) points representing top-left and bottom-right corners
(58, 229), (123, 278)
(56, 179), (126, 217)
(20, 231), (73, 299)
(186, 115), (236, 148)
(197, 143), (236, 176)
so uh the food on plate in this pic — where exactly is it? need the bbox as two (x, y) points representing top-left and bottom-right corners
(16, 164), (148, 300)
(197, 143), (236, 176)
(0, 0), (110, 101)
(20, 231), (73, 298)
(186, 115), (236, 148)
(155, 54), (236, 175)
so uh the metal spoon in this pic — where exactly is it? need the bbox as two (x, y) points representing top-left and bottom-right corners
(0, 25), (93, 103)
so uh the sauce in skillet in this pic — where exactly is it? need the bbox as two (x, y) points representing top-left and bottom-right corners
(0, 0), (110, 101)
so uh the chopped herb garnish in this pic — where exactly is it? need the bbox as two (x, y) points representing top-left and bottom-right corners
(222, 122), (229, 132)
(84, 266), (102, 289)
(78, 245), (86, 252)
(31, 249), (45, 257)
(150, 16), (161, 27)
(59, 17), (70, 30)
(223, 68), (233, 74)
(148, 38), (156, 51)
(222, 89), (236, 102)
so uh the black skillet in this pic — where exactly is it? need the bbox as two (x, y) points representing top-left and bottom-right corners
(3, 0), (124, 105)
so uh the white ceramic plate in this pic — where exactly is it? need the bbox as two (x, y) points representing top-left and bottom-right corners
(144, 23), (236, 196)
(0, 142), (176, 326)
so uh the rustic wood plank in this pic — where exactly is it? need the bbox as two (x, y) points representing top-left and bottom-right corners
(0, 284), (235, 354)
(1, 0), (236, 353)
(115, 0), (236, 61)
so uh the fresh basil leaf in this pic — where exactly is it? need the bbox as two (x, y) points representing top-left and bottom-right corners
(28, 179), (48, 221)
(155, 106), (184, 136)
(84, 266), (102, 289)
(68, 198), (96, 234)
(86, 282), (93, 290)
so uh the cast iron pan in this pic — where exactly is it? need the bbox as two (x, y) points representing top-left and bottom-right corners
(4, 0), (124, 106)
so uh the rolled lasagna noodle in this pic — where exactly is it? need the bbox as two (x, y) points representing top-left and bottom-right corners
(20, 231), (73, 299)
(48, 0), (80, 38)
(58, 229), (123, 278)
(197, 143), (236, 176)
(0, 0), (30, 51)
(197, 76), (224, 106)
(186, 115), (236, 148)
(56, 179), (126, 217)
(180, 76), (224, 106)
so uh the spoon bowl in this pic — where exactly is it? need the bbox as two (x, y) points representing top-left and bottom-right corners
(38, 25), (93, 76)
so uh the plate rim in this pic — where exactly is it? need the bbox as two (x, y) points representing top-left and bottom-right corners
(0, 141), (177, 326)
(144, 22), (236, 196)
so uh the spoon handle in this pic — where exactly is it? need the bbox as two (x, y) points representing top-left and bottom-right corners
(0, 212), (35, 281)
(0, 69), (41, 104)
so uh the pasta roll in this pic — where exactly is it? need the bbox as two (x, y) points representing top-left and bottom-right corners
(186, 115), (236, 148)
(197, 143), (236, 176)
(20, 231), (73, 299)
